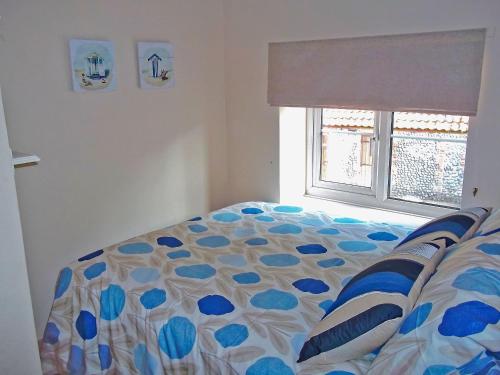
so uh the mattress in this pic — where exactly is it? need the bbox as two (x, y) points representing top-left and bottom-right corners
(40, 202), (413, 375)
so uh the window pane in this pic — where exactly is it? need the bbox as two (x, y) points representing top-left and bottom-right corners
(389, 112), (468, 207)
(320, 109), (375, 188)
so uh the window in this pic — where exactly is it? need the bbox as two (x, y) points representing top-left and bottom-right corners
(307, 108), (469, 215)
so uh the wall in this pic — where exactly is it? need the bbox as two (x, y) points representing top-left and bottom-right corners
(0, 0), (227, 335)
(0, 90), (41, 374)
(223, 0), (500, 209)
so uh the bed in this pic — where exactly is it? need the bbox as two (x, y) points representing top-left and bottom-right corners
(39, 202), (500, 375)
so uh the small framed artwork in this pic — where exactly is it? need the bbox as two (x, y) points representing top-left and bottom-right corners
(137, 42), (174, 90)
(69, 39), (117, 92)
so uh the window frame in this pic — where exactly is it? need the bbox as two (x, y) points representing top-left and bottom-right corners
(306, 108), (464, 217)
(310, 108), (379, 196)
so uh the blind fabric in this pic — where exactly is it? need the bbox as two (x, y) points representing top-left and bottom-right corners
(267, 29), (486, 115)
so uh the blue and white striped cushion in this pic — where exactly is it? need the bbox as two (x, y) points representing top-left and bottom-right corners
(395, 207), (491, 251)
(298, 240), (447, 364)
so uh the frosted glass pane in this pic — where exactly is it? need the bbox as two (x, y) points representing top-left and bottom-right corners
(320, 109), (374, 188)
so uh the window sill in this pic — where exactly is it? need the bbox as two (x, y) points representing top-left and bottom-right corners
(306, 184), (456, 218)
(296, 193), (434, 227)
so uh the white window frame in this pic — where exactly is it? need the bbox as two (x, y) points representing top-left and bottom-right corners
(306, 108), (463, 217)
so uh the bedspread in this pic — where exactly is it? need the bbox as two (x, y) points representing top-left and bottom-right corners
(40, 202), (412, 375)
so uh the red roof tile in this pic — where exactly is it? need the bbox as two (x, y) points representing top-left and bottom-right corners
(322, 109), (468, 132)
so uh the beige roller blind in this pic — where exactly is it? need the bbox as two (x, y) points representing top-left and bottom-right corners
(268, 29), (486, 115)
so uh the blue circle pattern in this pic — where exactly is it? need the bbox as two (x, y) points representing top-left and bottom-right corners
(198, 295), (235, 315)
(98, 344), (112, 370)
(255, 215), (274, 222)
(293, 278), (330, 294)
(234, 227), (256, 237)
(214, 324), (249, 348)
(318, 228), (340, 235)
(233, 272), (261, 284)
(43, 322), (60, 344)
(158, 317), (196, 359)
(68, 345), (85, 375)
(452, 267), (500, 296)
(338, 240), (377, 252)
(76, 310), (97, 340)
(318, 258), (345, 268)
(175, 264), (216, 279)
(296, 243), (327, 254)
(477, 243), (500, 255)
(100, 284), (126, 321)
(246, 357), (294, 375)
(213, 212), (242, 222)
(273, 205), (303, 213)
(334, 217), (365, 224)
(268, 224), (302, 234)
(219, 254), (247, 267)
(166, 250), (191, 259)
(140, 288), (167, 309)
(400, 303), (432, 334)
(319, 299), (334, 313)
(367, 231), (399, 241)
(188, 224), (208, 233)
(423, 365), (455, 375)
(260, 254), (300, 267)
(196, 235), (231, 248)
(134, 344), (158, 375)
(78, 249), (104, 262)
(118, 242), (153, 254)
(246, 237), (268, 246)
(438, 301), (499, 337)
(157, 237), (183, 248)
(55, 267), (72, 299)
(242, 207), (264, 215)
(131, 267), (160, 283)
(300, 218), (324, 226)
(250, 289), (298, 310)
(83, 262), (106, 280)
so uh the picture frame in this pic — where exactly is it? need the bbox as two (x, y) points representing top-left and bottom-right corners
(69, 39), (117, 92)
(137, 42), (175, 90)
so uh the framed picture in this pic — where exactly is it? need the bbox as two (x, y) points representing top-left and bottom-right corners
(69, 39), (117, 92)
(137, 42), (174, 90)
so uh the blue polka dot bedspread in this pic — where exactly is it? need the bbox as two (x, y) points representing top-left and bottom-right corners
(39, 202), (500, 374)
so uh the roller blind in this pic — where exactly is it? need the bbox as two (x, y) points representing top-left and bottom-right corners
(268, 29), (486, 115)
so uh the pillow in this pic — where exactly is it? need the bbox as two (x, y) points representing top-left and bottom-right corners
(395, 207), (491, 251)
(298, 239), (448, 364)
(474, 207), (500, 238)
(367, 223), (500, 374)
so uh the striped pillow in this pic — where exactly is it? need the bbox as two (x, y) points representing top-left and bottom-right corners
(298, 239), (448, 364)
(395, 207), (491, 251)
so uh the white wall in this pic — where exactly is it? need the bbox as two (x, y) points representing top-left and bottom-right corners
(0, 0), (227, 335)
(223, 0), (500, 209)
(0, 90), (41, 374)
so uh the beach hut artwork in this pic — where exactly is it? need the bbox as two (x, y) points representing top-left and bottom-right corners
(69, 39), (116, 92)
(138, 42), (174, 89)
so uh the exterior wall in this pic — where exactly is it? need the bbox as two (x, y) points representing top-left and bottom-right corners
(390, 136), (466, 206)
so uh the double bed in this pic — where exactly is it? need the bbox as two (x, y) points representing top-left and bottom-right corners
(40, 202), (500, 374)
